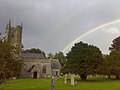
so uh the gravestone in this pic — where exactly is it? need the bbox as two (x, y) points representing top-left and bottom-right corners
(71, 74), (75, 86)
(64, 74), (76, 86)
(50, 76), (54, 90)
(64, 74), (67, 84)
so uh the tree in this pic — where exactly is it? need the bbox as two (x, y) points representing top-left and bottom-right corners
(106, 51), (120, 80)
(54, 52), (66, 66)
(47, 53), (54, 59)
(108, 36), (120, 79)
(0, 41), (23, 84)
(66, 41), (102, 80)
(109, 36), (120, 51)
(22, 48), (46, 58)
(98, 54), (112, 79)
(54, 52), (67, 74)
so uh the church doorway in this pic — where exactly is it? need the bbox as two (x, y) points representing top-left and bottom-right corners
(33, 71), (37, 78)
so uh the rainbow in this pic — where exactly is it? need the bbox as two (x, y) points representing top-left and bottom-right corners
(62, 19), (120, 53)
(42, 0), (101, 45)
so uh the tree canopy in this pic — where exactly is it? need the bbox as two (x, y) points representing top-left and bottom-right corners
(66, 41), (102, 80)
(54, 52), (66, 66)
(106, 51), (120, 79)
(0, 41), (23, 84)
(54, 52), (66, 74)
(106, 36), (120, 79)
(47, 53), (54, 59)
(109, 36), (120, 51)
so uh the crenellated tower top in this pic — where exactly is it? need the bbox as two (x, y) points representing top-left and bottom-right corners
(4, 20), (23, 51)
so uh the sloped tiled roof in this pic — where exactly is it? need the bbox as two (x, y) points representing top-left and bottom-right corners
(51, 59), (61, 69)
(20, 53), (45, 59)
(28, 65), (35, 72)
(22, 62), (33, 72)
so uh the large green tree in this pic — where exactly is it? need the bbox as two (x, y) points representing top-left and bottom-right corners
(0, 41), (23, 84)
(66, 41), (102, 80)
(108, 36), (120, 79)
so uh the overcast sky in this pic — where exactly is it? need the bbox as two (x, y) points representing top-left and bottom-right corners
(0, 0), (120, 54)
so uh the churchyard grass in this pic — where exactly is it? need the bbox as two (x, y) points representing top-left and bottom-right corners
(0, 78), (51, 90)
(0, 77), (120, 90)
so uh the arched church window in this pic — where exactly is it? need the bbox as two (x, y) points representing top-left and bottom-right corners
(42, 66), (46, 73)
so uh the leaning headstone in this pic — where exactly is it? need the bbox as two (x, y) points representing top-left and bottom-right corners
(64, 74), (67, 84)
(71, 74), (75, 86)
(50, 76), (54, 90)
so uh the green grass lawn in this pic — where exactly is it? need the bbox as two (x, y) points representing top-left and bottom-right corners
(0, 77), (120, 90)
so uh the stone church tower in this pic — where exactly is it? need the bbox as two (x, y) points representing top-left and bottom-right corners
(5, 20), (23, 51)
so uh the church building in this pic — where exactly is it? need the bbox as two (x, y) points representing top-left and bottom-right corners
(3, 20), (61, 78)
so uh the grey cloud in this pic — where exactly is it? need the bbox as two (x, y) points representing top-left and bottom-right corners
(0, 0), (120, 54)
